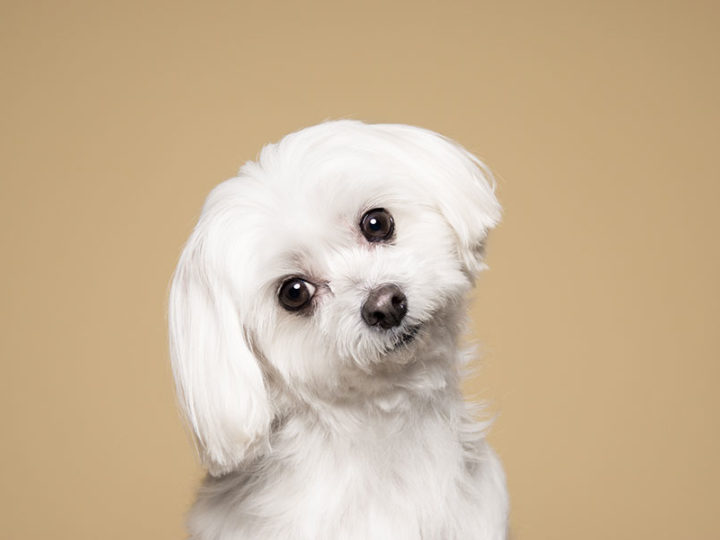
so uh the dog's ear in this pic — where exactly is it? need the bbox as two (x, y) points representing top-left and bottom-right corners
(382, 124), (502, 275)
(169, 213), (272, 476)
(433, 146), (501, 275)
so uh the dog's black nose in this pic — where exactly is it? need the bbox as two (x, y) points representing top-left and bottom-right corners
(361, 284), (407, 329)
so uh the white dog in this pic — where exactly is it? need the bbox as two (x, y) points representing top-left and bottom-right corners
(169, 120), (508, 539)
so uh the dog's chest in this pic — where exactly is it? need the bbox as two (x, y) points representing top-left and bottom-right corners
(276, 431), (462, 534)
(191, 415), (506, 540)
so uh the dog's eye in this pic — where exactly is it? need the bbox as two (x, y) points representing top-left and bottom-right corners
(278, 278), (316, 312)
(360, 208), (394, 242)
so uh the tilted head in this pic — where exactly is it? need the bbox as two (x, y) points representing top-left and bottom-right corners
(169, 120), (501, 475)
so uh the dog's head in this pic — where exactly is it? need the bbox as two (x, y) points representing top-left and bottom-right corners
(169, 121), (500, 475)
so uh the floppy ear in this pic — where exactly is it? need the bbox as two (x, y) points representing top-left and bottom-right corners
(382, 124), (502, 275)
(168, 214), (272, 476)
(433, 146), (502, 275)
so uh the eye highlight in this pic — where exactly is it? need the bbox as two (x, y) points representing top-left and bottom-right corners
(360, 208), (394, 242)
(278, 278), (316, 312)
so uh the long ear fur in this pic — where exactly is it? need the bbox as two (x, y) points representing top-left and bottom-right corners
(380, 124), (502, 275)
(168, 210), (271, 476)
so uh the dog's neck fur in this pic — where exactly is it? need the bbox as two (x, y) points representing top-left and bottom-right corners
(272, 312), (466, 433)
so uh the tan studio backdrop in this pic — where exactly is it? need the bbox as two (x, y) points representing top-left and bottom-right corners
(1, 1), (718, 539)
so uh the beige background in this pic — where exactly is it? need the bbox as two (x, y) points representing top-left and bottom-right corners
(2, 0), (719, 538)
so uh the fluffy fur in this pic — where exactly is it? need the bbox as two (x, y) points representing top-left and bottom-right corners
(169, 120), (508, 539)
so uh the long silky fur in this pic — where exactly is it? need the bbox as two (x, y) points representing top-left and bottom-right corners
(169, 120), (508, 539)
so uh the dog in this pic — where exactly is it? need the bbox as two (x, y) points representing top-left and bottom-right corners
(169, 120), (508, 539)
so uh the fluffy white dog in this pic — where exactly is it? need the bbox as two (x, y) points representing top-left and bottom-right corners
(169, 120), (508, 539)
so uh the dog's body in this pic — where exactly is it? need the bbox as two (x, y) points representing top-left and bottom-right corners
(190, 402), (506, 539)
(169, 121), (508, 539)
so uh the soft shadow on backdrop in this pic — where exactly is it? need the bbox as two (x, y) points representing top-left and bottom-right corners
(2, 1), (718, 539)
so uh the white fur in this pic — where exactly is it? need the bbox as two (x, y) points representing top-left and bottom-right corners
(169, 120), (508, 539)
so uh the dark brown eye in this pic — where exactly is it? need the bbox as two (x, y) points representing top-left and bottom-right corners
(278, 278), (316, 312)
(360, 208), (394, 242)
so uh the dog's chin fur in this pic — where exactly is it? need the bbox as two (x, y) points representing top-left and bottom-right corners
(169, 120), (509, 539)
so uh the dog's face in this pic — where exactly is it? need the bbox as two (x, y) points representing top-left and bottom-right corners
(169, 121), (500, 475)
